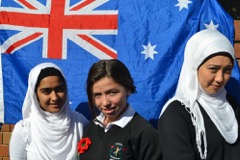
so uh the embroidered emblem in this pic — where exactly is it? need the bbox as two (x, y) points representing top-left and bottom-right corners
(109, 142), (126, 160)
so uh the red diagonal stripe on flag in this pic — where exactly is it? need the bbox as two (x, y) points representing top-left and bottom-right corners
(5, 33), (43, 53)
(18, 0), (37, 9)
(79, 34), (117, 59)
(70, 0), (95, 11)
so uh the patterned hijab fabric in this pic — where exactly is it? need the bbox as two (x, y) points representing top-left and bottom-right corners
(22, 63), (81, 160)
(160, 29), (238, 159)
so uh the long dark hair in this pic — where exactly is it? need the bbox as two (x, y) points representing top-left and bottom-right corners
(86, 59), (136, 118)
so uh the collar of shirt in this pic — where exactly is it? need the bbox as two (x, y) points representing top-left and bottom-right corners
(94, 105), (136, 132)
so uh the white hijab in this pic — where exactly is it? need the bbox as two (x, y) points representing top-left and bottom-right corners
(160, 29), (238, 159)
(22, 62), (85, 160)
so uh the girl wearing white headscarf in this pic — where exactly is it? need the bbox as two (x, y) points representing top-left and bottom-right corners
(158, 29), (240, 160)
(9, 62), (89, 160)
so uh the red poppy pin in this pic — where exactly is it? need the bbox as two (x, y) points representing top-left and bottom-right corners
(77, 137), (92, 154)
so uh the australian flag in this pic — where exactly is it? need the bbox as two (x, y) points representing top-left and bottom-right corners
(0, 0), (240, 126)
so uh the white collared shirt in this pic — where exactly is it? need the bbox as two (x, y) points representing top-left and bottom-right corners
(94, 105), (135, 132)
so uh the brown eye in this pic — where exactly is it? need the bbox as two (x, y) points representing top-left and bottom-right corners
(224, 67), (232, 74)
(109, 91), (118, 95)
(41, 88), (52, 95)
(93, 93), (101, 98)
(209, 67), (218, 73)
(55, 86), (66, 93)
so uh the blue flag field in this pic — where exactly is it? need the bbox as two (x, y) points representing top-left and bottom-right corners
(0, 0), (240, 126)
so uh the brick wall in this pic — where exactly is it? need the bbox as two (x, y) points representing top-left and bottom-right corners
(0, 21), (240, 160)
(0, 124), (14, 160)
(234, 20), (240, 66)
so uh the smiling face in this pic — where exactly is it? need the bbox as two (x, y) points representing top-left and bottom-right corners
(36, 76), (67, 113)
(92, 77), (130, 124)
(197, 55), (233, 94)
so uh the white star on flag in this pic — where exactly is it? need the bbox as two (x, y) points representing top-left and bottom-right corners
(204, 20), (219, 30)
(141, 42), (158, 60)
(175, 0), (192, 11)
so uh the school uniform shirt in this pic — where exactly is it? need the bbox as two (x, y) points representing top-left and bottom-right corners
(159, 29), (239, 160)
(80, 106), (162, 160)
(158, 99), (240, 160)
